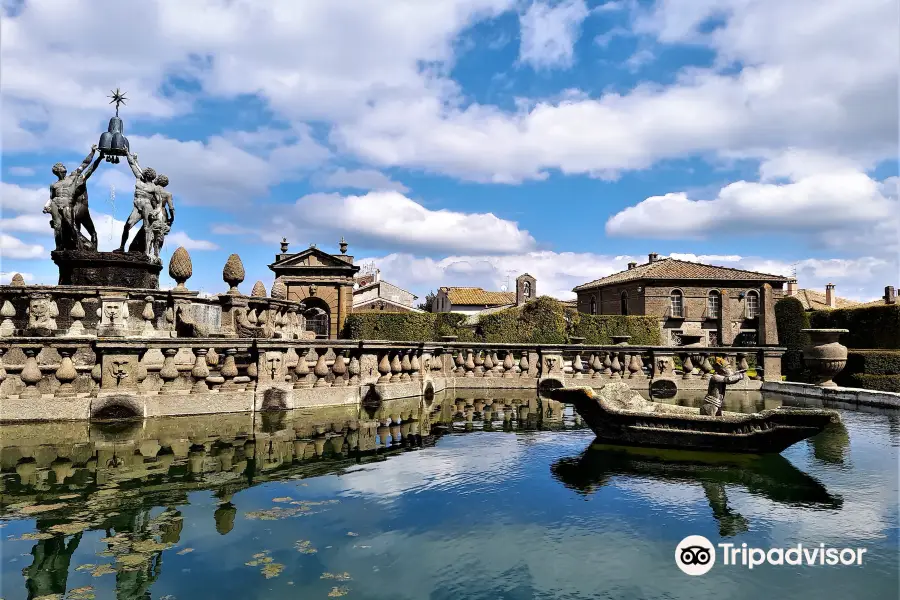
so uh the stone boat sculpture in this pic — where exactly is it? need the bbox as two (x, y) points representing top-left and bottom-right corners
(552, 383), (840, 454)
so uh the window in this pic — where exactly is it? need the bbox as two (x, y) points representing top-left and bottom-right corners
(671, 330), (683, 346)
(669, 289), (684, 318)
(523, 281), (531, 299)
(620, 291), (628, 316)
(746, 290), (760, 319)
(589, 296), (597, 315)
(707, 290), (721, 319)
(708, 331), (719, 347)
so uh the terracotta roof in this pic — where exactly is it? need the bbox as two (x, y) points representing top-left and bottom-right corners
(352, 297), (424, 313)
(445, 287), (515, 306)
(790, 289), (862, 311)
(573, 258), (790, 292)
(856, 299), (895, 308)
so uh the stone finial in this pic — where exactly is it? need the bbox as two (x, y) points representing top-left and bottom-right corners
(169, 247), (193, 292)
(10, 273), (25, 286)
(280, 238), (289, 253)
(251, 281), (267, 297)
(271, 277), (287, 300)
(223, 254), (245, 295)
(339, 236), (348, 254)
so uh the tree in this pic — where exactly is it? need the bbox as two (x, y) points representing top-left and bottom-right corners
(417, 290), (436, 312)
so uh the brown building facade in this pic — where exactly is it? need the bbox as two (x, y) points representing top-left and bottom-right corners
(573, 254), (789, 347)
(269, 241), (359, 339)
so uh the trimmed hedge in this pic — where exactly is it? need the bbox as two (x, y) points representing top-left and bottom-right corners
(843, 374), (900, 393)
(342, 297), (661, 345)
(477, 296), (571, 344)
(572, 314), (661, 346)
(843, 350), (900, 376)
(809, 304), (900, 349)
(775, 297), (810, 381)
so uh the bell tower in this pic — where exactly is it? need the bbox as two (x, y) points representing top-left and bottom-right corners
(516, 273), (536, 306)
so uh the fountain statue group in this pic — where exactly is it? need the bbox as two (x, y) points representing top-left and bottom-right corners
(46, 90), (176, 289)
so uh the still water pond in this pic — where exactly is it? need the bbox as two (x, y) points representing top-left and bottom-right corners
(1, 392), (897, 600)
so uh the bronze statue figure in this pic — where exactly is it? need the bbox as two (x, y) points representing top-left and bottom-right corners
(128, 173), (175, 258)
(117, 151), (161, 256)
(700, 357), (746, 416)
(44, 145), (102, 251)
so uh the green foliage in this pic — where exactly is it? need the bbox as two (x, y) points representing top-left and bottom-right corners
(842, 350), (900, 376)
(843, 374), (900, 393)
(775, 297), (810, 381)
(342, 297), (662, 345)
(417, 290), (436, 312)
(809, 304), (900, 349)
(341, 312), (436, 341)
(572, 314), (661, 345)
(477, 296), (571, 344)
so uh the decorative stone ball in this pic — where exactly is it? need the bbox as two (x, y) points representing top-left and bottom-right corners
(168, 247), (193, 291)
(10, 273), (25, 286)
(251, 281), (267, 297)
(223, 254), (245, 294)
(271, 277), (287, 300)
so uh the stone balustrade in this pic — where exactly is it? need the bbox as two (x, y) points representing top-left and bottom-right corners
(0, 284), (308, 340)
(0, 337), (784, 422)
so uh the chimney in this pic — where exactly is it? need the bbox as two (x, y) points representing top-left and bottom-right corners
(375, 269), (381, 283)
(786, 278), (797, 297)
(885, 285), (896, 305)
(825, 283), (836, 308)
(648, 252), (659, 263)
(627, 262), (637, 270)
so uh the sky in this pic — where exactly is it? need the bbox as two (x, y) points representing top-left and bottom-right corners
(1, 0), (898, 302)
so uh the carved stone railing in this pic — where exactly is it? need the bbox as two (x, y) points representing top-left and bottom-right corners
(0, 337), (784, 422)
(0, 285), (309, 340)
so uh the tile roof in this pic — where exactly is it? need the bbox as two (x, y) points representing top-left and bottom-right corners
(573, 258), (791, 292)
(445, 287), (516, 306)
(790, 289), (863, 311)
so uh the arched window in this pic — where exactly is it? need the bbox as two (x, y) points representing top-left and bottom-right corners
(589, 296), (597, 315)
(707, 290), (721, 319)
(620, 291), (628, 316)
(746, 290), (760, 319)
(523, 280), (531, 299)
(669, 289), (684, 318)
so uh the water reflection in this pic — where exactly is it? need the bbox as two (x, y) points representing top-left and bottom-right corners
(551, 443), (842, 537)
(0, 393), (574, 599)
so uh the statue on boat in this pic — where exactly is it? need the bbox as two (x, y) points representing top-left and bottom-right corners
(701, 357), (745, 416)
(550, 382), (840, 454)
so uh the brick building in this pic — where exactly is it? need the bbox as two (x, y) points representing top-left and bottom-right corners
(433, 273), (536, 316)
(352, 269), (423, 313)
(572, 253), (789, 347)
(268, 239), (359, 339)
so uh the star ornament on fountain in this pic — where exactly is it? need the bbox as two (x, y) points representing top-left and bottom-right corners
(109, 88), (128, 116)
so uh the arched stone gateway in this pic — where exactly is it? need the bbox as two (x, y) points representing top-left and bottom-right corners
(650, 379), (678, 399)
(90, 395), (143, 420)
(538, 378), (564, 393)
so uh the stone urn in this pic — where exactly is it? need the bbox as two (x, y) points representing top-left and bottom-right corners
(801, 329), (848, 387)
(611, 335), (631, 346)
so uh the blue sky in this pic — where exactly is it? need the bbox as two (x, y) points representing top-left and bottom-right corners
(2, 0), (897, 301)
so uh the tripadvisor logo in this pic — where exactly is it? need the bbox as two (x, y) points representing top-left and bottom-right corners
(675, 536), (868, 575)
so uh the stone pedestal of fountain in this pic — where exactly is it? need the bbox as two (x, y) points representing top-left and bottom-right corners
(52, 250), (162, 289)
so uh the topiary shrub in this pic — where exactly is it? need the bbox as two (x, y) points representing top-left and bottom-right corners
(572, 314), (661, 345)
(775, 297), (810, 381)
(341, 312), (438, 341)
(843, 374), (900, 392)
(478, 296), (571, 344)
(809, 304), (900, 349)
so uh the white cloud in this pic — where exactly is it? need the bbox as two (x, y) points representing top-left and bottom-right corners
(605, 166), (898, 254)
(313, 168), (410, 193)
(281, 190), (536, 254)
(518, 0), (590, 70)
(0, 213), (49, 234)
(166, 231), (219, 251)
(6, 166), (35, 176)
(1, 181), (47, 214)
(0, 233), (44, 259)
